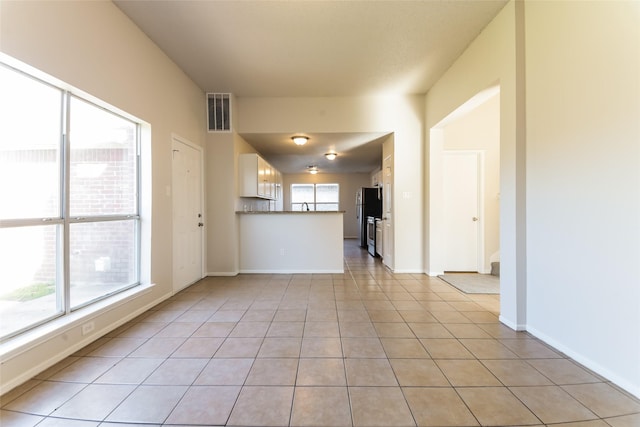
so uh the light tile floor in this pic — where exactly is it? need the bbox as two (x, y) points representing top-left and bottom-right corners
(2, 239), (640, 426)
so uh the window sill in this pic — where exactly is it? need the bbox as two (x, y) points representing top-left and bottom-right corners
(0, 283), (155, 361)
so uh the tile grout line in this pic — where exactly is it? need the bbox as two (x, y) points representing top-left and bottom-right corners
(3, 241), (640, 426)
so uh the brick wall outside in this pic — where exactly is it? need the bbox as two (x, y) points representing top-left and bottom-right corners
(6, 147), (138, 288)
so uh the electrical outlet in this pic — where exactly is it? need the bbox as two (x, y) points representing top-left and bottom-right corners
(81, 321), (95, 336)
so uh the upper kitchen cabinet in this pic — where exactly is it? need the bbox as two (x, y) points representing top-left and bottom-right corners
(239, 153), (281, 200)
(371, 169), (383, 187)
(274, 169), (282, 201)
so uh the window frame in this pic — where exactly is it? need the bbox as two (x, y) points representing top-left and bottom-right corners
(65, 94), (141, 311)
(290, 183), (340, 212)
(0, 60), (142, 340)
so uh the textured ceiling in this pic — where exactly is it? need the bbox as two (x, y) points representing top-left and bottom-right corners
(114, 0), (508, 173)
(240, 132), (390, 175)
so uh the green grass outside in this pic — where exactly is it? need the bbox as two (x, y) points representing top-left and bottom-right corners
(0, 283), (55, 302)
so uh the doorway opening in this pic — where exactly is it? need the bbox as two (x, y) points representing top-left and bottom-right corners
(428, 86), (500, 290)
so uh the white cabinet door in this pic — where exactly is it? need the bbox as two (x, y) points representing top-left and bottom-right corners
(257, 155), (266, 197)
(239, 153), (279, 200)
(264, 162), (273, 199)
(275, 170), (282, 201)
(239, 153), (258, 197)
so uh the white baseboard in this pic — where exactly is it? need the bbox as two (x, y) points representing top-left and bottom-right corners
(206, 271), (239, 277)
(0, 285), (170, 396)
(391, 269), (426, 274)
(526, 325), (640, 399)
(429, 270), (493, 276)
(238, 269), (344, 274)
(497, 317), (640, 398)
(498, 315), (527, 331)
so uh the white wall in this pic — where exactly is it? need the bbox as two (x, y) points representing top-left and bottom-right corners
(427, 0), (640, 397)
(283, 173), (371, 238)
(205, 131), (239, 276)
(0, 1), (205, 393)
(524, 0), (640, 397)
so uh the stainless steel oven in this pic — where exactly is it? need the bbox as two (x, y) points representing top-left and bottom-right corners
(367, 216), (377, 256)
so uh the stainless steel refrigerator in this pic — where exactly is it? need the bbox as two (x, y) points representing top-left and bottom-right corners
(356, 187), (382, 247)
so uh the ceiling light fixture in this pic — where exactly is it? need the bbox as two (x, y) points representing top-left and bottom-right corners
(292, 136), (308, 146)
(325, 152), (338, 160)
(307, 165), (318, 175)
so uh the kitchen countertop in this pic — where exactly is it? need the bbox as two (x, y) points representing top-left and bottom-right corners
(236, 210), (345, 214)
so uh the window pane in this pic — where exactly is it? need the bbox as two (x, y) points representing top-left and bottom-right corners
(69, 97), (137, 217)
(316, 203), (339, 211)
(70, 220), (137, 309)
(0, 225), (61, 338)
(0, 65), (62, 220)
(316, 183), (339, 203)
(291, 184), (314, 203)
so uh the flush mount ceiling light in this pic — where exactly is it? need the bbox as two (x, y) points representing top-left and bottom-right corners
(307, 165), (318, 175)
(324, 152), (338, 160)
(292, 136), (308, 146)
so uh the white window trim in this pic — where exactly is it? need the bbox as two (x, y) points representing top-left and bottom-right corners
(0, 53), (150, 342)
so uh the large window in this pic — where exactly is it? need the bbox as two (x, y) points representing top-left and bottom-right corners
(0, 62), (141, 340)
(291, 183), (339, 211)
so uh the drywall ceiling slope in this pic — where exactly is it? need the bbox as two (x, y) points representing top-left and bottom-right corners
(114, 0), (507, 173)
(114, 0), (508, 97)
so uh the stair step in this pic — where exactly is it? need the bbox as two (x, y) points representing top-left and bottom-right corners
(491, 261), (500, 277)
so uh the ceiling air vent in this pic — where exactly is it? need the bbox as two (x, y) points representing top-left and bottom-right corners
(207, 93), (231, 132)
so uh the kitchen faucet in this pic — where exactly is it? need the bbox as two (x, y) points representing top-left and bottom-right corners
(302, 202), (310, 211)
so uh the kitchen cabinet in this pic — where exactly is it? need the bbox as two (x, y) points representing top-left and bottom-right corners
(372, 170), (383, 187)
(274, 169), (282, 200)
(239, 153), (280, 200)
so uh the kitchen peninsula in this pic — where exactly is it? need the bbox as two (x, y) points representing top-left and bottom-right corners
(237, 211), (344, 273)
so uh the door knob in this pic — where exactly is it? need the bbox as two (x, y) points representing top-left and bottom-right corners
(472, 217), (479, 221)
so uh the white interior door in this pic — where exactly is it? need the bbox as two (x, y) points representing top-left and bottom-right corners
(172, 136), (203, 292)
(382, 154), (394, 269)
(442, 151), (480, 272)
